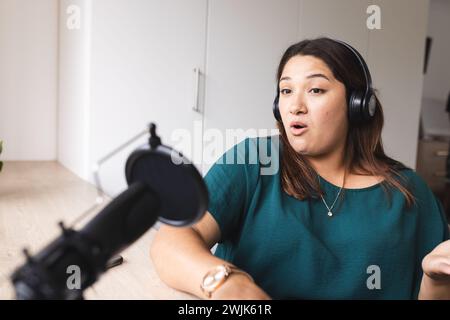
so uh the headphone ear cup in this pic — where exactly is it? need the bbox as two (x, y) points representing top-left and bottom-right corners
(364, 93), (377, 120)
(348, 91), (364, 123)
(273, 95), (281, 122)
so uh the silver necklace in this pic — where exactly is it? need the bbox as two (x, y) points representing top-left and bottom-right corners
(317, 173), (346, 217)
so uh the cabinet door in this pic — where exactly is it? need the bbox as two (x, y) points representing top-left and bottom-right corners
(89, 0), (207, 195)
(298, 0), (370, 55)
(202, 0), (299, 174)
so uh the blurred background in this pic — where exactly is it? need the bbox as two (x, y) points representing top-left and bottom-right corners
(0, 0), (448, 214)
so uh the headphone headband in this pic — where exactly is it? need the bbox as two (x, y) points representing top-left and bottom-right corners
(332, 39), (373, 95)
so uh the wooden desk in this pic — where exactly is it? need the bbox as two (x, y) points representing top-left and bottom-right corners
(0, 161), (196, 300)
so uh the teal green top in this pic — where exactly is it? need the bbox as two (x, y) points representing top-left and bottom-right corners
(203, 136), (449, 299)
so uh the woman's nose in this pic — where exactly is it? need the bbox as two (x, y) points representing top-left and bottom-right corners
(288, 94), (307, 115)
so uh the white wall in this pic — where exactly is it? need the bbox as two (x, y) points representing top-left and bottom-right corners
(0, 0), (58, 160)
(369, 0), (429, 169)
(298, 0), (430, 169)
(419, 0), (450, 139)
(423, 0), (450, 101)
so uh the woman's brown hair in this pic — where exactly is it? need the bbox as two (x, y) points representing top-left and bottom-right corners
(276, 38), (416, 208)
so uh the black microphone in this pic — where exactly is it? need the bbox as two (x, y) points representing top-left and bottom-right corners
(11, 123), (208, 299)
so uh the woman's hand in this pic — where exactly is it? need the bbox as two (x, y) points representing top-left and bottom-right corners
(210, 273), (272, 300)
(422, 239), (450, 281)
(420, 239), (450, 299)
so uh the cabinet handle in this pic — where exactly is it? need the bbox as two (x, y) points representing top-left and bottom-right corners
(435, 150), (449, 157)
(193, 67), (201, 113)
(434, 171), (447, 177)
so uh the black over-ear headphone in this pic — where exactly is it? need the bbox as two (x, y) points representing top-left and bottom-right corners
(273, 39), (377, 124)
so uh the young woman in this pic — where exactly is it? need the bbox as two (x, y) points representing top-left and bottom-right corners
(151, 38), (450, 300)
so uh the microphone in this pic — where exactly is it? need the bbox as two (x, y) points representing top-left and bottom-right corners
(11, 123), (208, 299)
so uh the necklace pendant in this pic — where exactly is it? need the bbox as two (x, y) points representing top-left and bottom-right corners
(327, 211), (333, 217)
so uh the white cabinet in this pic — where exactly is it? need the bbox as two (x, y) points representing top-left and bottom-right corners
(298, 0), (369, 55)
(89, 0), (208, 195)
(59, 0), (92, 179)
(59, 0), (208, 195)
(58, 0), (431, 193)
(59, 0), (300, 192)
(202, 0), (299, 173)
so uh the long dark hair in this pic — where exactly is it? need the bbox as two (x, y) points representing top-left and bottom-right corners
(276, 38), (416, 208)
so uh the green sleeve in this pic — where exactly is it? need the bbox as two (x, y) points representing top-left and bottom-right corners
(203, 138), (260, 243)
(435, 196), (450, 240)
(410, 170), (449, 242)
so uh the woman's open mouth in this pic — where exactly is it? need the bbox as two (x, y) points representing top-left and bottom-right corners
(289, 122), (308, 136)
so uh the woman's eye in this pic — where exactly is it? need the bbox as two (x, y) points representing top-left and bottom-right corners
(280, 89), (291, 95)
(309, 88), (325, 94)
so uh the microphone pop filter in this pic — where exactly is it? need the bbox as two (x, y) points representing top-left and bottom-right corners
(125, 143), (208, 227)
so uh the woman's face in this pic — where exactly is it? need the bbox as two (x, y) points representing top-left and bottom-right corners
(278, 55), (349, 157)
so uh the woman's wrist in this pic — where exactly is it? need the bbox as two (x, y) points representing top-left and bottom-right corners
(419, 272), (450, 300)
(200, 264), (254, 299)
(210, 272), (257, 299)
